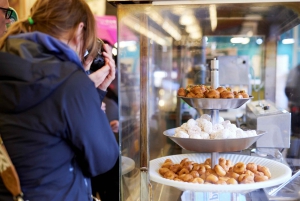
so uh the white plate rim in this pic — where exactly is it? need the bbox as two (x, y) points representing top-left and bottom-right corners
(150, 153), (292, 193)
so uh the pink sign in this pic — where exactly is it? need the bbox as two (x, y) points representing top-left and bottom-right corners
(95, 15), (117, 45)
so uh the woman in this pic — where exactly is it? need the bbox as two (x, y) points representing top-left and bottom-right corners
(0, 0), (118, 200)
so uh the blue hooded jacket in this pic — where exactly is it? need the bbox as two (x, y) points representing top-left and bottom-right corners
(0, 32), (119, 201)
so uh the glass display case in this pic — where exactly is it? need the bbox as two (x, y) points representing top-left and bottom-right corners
(110, 1), (300, 200)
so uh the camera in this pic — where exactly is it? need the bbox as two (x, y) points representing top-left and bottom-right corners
(86, 39), (106, 72)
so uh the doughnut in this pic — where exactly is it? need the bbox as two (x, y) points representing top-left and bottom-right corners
(159, 168), (170, 176)
(245, 170), (255, 177)
(180, 158), (189, 165)
(226, 172), (240, 180)
(174, 178), (183, 182)
(216, 86), (226, 94)
(161, 161), (173, 169)
(238, 174), (254, 184)
(205, 89), (220, 98)
(192, 164), (201, 171)
(214, 165), (226, 177)
(204, 158), (211, 166)
(216, 180), (227, 185)
(218, 176), (230, 182)
(226, 178), (238, 185)
(233, 162), (246, 174)
(164, 159), (173, 163)
(206, 174), (219, 184)
(190, 170), (200, 178)
(179, 174), (193, 182)
(169, 164), (182, 173)
(178, 168), (190, 176)
(163, 170), (176, 180)
(254, 175), (269, 182)
(246, 163), (257, 172)
(197, 165), (206, 175)
(182, 161), (193, 171)
(239, 90), (249, 98)
(220, 90), (234, 99)
(257, 165), (271, 179)
(186, 92), (196, 98)
(234, 93), (244, 98)
(177, 88), (186, 96)
(192, 177), (204, 184)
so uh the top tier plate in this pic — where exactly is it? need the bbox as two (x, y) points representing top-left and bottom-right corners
(179, 96), (252, 110)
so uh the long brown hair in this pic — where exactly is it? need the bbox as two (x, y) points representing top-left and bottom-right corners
(0, 0), (98, 60)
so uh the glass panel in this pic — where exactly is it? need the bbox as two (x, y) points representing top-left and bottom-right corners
(118, 2), (300, 200)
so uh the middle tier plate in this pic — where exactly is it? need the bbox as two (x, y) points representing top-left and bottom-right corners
(164, 128), (265, 153)
(179, 96), (252, 109)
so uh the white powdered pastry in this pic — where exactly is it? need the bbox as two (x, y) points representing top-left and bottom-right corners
(188, 126), (202, 136)
(222, 120), (231, 128)
(186, 119), (197, 129)
(236, 128), (247, 138)
(175, 131), (189, 138)
(199, 131), (210, 139)
(224, 123), (237, 133)
(175, 127), (186, 133)
(189, 133), (202, 139)
(212, 123), (224, 133)
(174, 115), (257, 139)
(214, 129), (231, 139)
(218, 116), (224, 123)
(200, 114), (211, 121)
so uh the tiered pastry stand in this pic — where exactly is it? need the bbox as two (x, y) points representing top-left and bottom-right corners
(149, 59), (292, 195)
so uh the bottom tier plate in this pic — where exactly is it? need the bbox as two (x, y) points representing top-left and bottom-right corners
(149, 153), (292, 193)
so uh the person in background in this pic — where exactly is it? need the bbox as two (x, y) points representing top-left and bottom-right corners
(285, 64), (300, 135)
(0, 0), (11, 37)
(0, 0), (118, 201)
(91, 40), (120, 201)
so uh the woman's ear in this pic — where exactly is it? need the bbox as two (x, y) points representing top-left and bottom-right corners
(72, 22), (85, 55)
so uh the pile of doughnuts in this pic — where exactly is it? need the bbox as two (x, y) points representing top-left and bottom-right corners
(159, 157), (271, 185)
(177, 85), (249, 99)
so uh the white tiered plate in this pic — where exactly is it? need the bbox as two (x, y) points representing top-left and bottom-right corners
(164, 128), (265, 153)
(150, 153), (292, 193)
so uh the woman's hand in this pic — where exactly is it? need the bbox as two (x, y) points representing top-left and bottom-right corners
(88, 43), (116, 91)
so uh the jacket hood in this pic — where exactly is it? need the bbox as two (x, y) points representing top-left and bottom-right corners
(0, 32), (85, 113)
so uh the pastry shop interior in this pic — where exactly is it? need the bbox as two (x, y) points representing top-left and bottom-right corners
(10, 0), (300, 200)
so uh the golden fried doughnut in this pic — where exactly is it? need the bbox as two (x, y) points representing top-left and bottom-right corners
(205, 174), (219, 184)
(190, 170), (200, 178)
(246, 163), (257, 172)
(252, 170), (264, 177)
(205, 168), (218, 177)
(159, 168), (170, 176)
(254, 175), (269, 182)
(192, 177), (204, 184)
(161, 161), (173, 169)
(257, 165), (271, 179)
(216, 86), (226, 94)
(163, 170), (176, 180)
(179, 174), (194, 182)
(245, 170), (255, 177)
(214, 165), (227, 177)
(205, 89), (220, 98)
(200, 173), (207, 180)
(177, 88), (186, 96)
(164, 159), (173, 163)
(204, 158), (211, 166)
(226, 178), (238, 185)
(192, 163), (201, 171)
(204, 165), (211, 170)
(182, 161), (194, 171)
(169, 164), (182, 173)
(234, 93), (244, 98)
(216, 180), (227, 185)
(239, 90), (249, 98)
(233, 162), (246, 174)
(174, 178), (183, 182)
(191, 85), (206, 95)
(238, 174), (254, 184)
(220, 90), (234, 99)
(226, 172), (240, 180)
(178, 168), (190, 176)
(186, 92), (196, 98)
(197, 165), (206, 175)
(180, 158), (189, 164)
